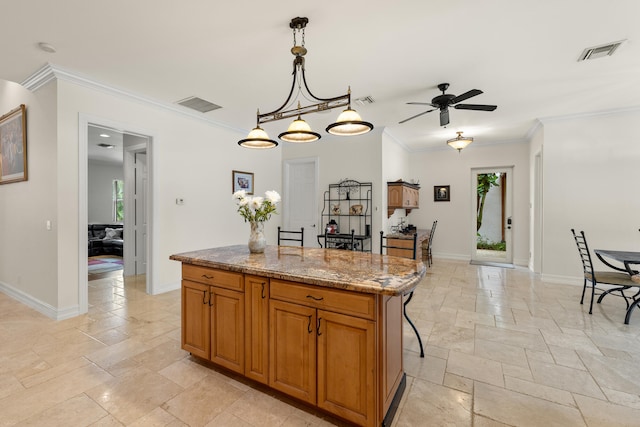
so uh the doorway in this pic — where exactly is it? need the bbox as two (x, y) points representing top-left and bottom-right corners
(282, 157), (319, 247)
(471, 167), (513, 266)
(79, 115), (154, 314)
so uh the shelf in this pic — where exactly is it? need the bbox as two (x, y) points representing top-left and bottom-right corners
(321, 180), (373, 252)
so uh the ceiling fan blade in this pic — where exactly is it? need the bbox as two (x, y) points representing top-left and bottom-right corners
(451, 89), (482, 104)
(454, 104), (497, 111)
(398, 109), (436, 124)
(406, 102), (435, 106)
(440, 109), (449, 126)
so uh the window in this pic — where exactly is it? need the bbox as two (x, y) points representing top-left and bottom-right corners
(113, 179), (124, 221)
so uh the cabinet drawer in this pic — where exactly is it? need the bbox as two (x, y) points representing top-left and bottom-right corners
(182, 265), (243, 291)
(270, 280), (375, 320)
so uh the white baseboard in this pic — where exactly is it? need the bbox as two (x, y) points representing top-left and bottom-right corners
(0, 280), (80, 320)
(151, 281), (180, 295)
(541, 274), (582, 286)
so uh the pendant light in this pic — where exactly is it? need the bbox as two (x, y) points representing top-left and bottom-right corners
(447, 131), (473, 153)
(238, 17), (373, 148)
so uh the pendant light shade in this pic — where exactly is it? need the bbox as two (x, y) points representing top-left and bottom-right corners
(326, 108), (374, 136)
(278, 115), (321, 143)
(446, 131), (473, 153)
(238, 126), (278, 149)
(238, 17), (374, 148)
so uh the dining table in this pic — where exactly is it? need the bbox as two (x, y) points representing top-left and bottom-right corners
(594, 249), (640, 275)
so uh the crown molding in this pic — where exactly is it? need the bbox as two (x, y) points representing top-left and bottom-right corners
(20, 63), (246, 134)
(538, 105), (640, 124)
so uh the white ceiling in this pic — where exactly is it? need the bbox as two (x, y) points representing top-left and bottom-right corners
(2, 1), (640, 151)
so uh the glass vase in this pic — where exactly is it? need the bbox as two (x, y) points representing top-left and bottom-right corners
(248, 221), (266, 253)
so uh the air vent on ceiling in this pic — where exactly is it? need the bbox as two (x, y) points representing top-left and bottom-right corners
(578, 40), (625, 62)
(97, 143), (115, 149)
(354, 96), (375, 106)
(176, 96), (222, 113)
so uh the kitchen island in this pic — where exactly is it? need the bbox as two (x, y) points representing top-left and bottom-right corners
(170, 245), (426, 427)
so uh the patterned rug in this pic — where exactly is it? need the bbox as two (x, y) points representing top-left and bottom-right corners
(88, 257), (123, 274)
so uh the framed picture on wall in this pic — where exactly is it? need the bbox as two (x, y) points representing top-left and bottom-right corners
(434, 185), (450, 202)
(232, 170), (254, 194)
(0, 104), (27, 185)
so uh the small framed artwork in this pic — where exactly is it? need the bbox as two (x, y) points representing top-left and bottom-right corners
(434, 185), (450, 202)
(0, 104), (27, 185)
(232, 170), (254, 194)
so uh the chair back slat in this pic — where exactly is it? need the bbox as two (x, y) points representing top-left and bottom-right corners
(571, 228), (595, 275)
(380, 231), (418, 259)
(278, 226), (304, 247)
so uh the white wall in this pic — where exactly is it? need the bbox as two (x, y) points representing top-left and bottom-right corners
(381, 131), (412, 246)
(0, 79), (59, 311)
(540, 110), (640, 283)
(88, 161), (123, 223)
(55, 79), (282, 312)
(408, 142), (530, 265)
(281, 128), (383, 251)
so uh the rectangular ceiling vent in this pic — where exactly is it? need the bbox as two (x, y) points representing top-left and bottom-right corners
(176, 96), (222, 113)
(354, 96), (375, 106)
(578, 40), (625, 62)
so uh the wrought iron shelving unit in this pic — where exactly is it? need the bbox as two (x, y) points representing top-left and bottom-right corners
(318, 180), (372, 251)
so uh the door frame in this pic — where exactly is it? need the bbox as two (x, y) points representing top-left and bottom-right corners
(79, 114), (155, 313)
(470, 166), (514, 265)
(123, 144), (148, 277)
(282, 157), (319, 247)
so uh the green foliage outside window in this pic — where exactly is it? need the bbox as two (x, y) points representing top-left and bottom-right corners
(114, 180), (124, 221)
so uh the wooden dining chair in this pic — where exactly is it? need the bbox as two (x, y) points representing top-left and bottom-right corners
(571, 229), (639, 315)
(380, 231), (423, 357)
(277, 226), (304, 247)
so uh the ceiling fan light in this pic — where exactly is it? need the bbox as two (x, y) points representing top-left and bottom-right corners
(447, 131), (473, 153)
(326, 109), (374, 136)
(238, 126), (278, 149)
(278, 117), (321, 143)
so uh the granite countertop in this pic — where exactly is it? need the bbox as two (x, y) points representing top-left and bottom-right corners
(170, 245), (426, 296)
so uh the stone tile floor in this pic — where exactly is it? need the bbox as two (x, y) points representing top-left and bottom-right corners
(1, 259), (640, 426)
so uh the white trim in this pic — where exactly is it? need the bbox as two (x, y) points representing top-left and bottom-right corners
(541, 274), (582, 286)
(0, 280), (79, 320)
(22, 63), (246, 134)
(151, 282), (181, 295)
(79, 114), (159, 313)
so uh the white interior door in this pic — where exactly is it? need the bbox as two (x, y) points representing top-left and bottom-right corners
(471, 167), (513, 265)
(283, 157), (319, 247)
(134, 153), (147, 274)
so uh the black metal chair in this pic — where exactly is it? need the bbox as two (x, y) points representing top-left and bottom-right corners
(380, 231), (423, 357)
(277, 226), (304, 247)
(423, 220), (437, 267)
(571, 229), (639, 315)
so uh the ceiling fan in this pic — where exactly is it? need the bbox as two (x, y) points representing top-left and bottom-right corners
(399, 83), (497, 126)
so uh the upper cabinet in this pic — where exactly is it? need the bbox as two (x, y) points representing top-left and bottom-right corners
(387, 181), (420, 217)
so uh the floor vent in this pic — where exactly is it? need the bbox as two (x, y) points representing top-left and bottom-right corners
(176, 96), (222, 113)
(578, 40), (625, 61)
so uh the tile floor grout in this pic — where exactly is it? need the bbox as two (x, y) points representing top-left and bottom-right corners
(1, 259), (640, 425)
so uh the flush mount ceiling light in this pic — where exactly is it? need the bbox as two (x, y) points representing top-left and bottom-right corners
(238, 17), (373, 149)
(447, 131), (473, 153)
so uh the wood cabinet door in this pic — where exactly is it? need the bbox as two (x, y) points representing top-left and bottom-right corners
(210, 287), (245, 374)
(245, 275), (269, 384)
(317, 309), (376, 426)
(182, 280), (210, 359)
(388, 185), (402, 208)
(269, 300), (317, 404)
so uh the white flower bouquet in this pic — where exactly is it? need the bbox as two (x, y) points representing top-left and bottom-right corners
(233, 190), (281, 223)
